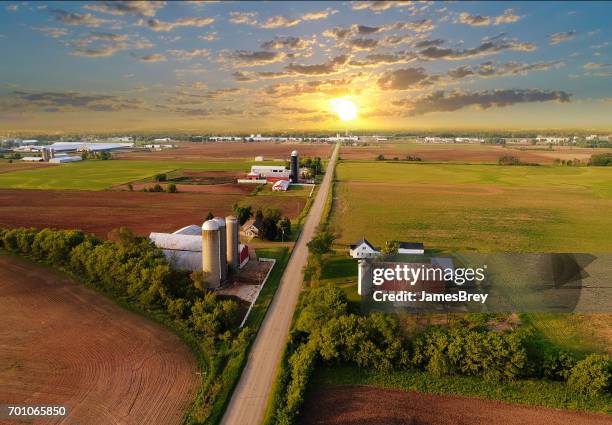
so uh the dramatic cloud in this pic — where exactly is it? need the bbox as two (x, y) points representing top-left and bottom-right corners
(349, 51), (416, 67)
(83, 1), (165, 17)
(9, 90), (147, 112)
(222, 50), (286, 67)
(261, 36), (314, 50)
(285, 55), (349, 75)
(447, 60), (564, 79)
(393, 89), (571, 115)
(140, 16), (214, 32)
(377, 67), (438, 90)
(549, 30), (576, 45)
(419, 38), (536, 60)
(457, 9), (521, 26)
(259, 16), (301, 29)
(229, 8), (336, 29)
(50, 9), (111, 27)
(351, 1), (415, 13)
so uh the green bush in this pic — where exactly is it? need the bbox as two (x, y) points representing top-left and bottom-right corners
(567, 354), (611, 396)
(541, 349), (576, 381)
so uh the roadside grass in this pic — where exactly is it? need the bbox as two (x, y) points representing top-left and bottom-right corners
(311, 364), (612, 414)
(0, 160), (266, 190)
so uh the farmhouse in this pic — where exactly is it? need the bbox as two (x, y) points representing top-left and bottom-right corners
(398, 242), (425, 255)
(241, 219), (263, 238)
(349, 239), (380, 258)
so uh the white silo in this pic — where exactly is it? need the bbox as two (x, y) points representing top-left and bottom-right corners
(358, 259), (372, 296)
(202, 219), (221, 288)
(214, 217), (228, 283)
(225, 215), (239, 270)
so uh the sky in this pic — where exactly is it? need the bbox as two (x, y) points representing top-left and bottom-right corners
(0, 1), (611, 133)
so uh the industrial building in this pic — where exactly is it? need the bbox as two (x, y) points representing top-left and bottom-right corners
(149, 216), (248, 289)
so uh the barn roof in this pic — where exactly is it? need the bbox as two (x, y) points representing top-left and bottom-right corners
(149, 233), (202, 252)
(398, 242), (424, 250)
(173, 224), (201, 236)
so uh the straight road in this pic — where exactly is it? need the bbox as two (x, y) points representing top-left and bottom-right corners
(221, 143), (339, 425)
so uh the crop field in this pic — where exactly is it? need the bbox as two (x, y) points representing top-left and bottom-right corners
(0, 159), (264, 190)
(0, 159), (50, 174)
(340, 142), (610, 164)
(0, 189), (306, 238)
(331, 161), (612, 252)
(116, 141), (333, 161)
(0, 254), (198, 425)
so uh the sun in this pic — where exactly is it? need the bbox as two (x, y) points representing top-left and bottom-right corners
(330, 98), (358, 122)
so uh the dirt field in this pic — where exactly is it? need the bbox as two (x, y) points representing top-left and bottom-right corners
(300, 385), (611, 425)
(0, 160), (51, 174)
(114, 182), (255, 195)
(340, 143), (609, 163)
(0, 254), (198, 425)
(116, 141), (333, 161)
(0, 189), (306, 238)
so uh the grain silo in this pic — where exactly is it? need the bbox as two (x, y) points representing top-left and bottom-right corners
(213, 217), (228, 282)
(357, 259), (372, 296)
(225, 215), (239, 270)
(290, 150), (299, 183)
(202, 219), (221, 288)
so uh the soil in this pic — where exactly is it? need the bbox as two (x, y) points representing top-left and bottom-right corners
(0, 189), (305, 238)
(299, 385), (611, 425)
(0, 254), (199, 425)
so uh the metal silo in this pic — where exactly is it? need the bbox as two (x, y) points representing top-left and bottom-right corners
(290, 150), (299, 183)
(225, 215), (239, 270)
(202, 219), (221, 288)
(214, 217), (228, 283)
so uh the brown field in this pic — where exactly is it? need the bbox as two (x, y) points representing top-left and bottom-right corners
(0, 189), (305, 238)
(340, 143), (609, 163)
(115, 141), (333, 161)
(114, 182), (255, 195)
(0, 160), (51, 174)
(0, 254), (198, 425)
(300, 386), (611, 425)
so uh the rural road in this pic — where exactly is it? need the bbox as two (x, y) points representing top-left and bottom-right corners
(221, 142), (339, 425)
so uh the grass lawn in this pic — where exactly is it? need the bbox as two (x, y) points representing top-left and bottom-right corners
(311, 365), (612, 414)
(0, 159), (270, 190)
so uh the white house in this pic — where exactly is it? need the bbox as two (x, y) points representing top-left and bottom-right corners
(398, 242), (425, 255)
(349, 239), (380, 258)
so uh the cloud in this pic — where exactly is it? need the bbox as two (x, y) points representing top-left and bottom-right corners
(345, 37), (379, 51)
(549, 30), (576, 45)
(229, 11), (258, 25)
(71, 43), (129, 57)
(348, 51), (416, 67)
(323, 20), (435, 42)
(136, 53), (167, 63)
(351, 1), (415, 13)
(222, 50), (286, 67)
(456, 9), (521, 27)
(9, 90), (148, 112)
(32, 27), (68, 38)
(261, 36), (314, 50)
(6, 4), (18, 12)
(68, 33), (152, 57)
(83, 1), (165, 17)
(447, 60), (564, 79)
(302, 8), (338, 21)
(232, 71), (256, 82)
(418, 38), (536, 61)
(265, 76), (359, 98)
(50, 8), (111, 27)
(199, 32), (218, 41)
(583, 62), (612, 77)
(393, 89), (571, 116)
(285, 54), (349, 75)
(140, 17), (214, 32)
(377, 67), (438, 90)
(168, 48), (210, 59)
(259, 16), (301, 29)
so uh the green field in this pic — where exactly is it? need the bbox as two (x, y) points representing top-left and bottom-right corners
(0, 160), (277, 190)
(331, 161), (612, 252)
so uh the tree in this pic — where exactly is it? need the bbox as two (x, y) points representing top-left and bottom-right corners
(233, 204), (253, 225)
(307, 229), (336, 256)
(278, 216), (292, 241)
(205, 211), (214, 221)
(381, 240), (399, 258)
(255, 209), (264, 223)
(376, 154), (385, 161)
(166, 183), (177, 193)
(262, 208), (282, 241)
(154, 173), (167, 182)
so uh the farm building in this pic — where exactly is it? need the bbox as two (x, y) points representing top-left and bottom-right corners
(149, 216), (248, 288)
(249, 165), (290, 180)
(398, 242), (425, 255)
(20, 156), (44, 162)
(49, 156), (82, 164)
(272, 180), (289, 191)
(241, 219), (263, 238)
(349, 239), (380, 259)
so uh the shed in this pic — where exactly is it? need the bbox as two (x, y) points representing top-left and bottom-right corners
(398, 242), (425, 255)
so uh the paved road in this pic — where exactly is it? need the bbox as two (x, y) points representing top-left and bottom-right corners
(221, 143), (339, 425)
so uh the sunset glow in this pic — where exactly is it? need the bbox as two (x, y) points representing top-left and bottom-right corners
(330, 98), (358, 122)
